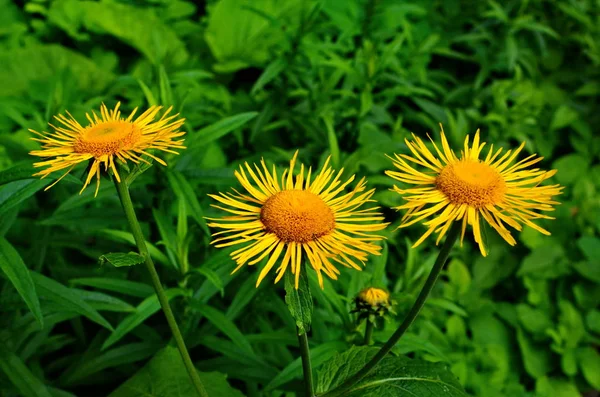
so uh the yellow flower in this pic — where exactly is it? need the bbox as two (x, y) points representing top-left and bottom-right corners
(357, 287), (390, 307)
(207, 152), (388, 289)
(29, 103), (185, 196)
(386, 126), (563, 256)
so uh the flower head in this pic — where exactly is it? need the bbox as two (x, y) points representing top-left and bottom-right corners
(386, 125), (562, 256)
(352, 287), (394, 323)
(29, 103), (185, 195)
(207, 152), (388, 289)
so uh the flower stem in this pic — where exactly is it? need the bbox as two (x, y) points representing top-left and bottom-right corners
(320, 222), (461, 397)
(113, 175), (208, 397)
(363, 321), (374, 346)
(297, 328), (315, 397)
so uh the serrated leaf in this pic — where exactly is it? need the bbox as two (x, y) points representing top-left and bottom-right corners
(316, 346), (468, 396)
(99, 252), (145, 268)
(31, 271), (113, 331)
(284, 267), (313, 335)
(0, 238), (43, 327)
(108, 346), (244, 397)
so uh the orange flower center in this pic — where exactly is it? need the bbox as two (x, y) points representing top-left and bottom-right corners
(260, 190), (335, 243)
(74, 121), (141, 157)
(436, 160), (506, 207)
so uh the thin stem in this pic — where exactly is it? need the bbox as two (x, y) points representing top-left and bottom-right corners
(363, 321), (374, 346)
(320, 222), (461, 397)
(113, 175), (209, 397)
(297, 329), (315, 397)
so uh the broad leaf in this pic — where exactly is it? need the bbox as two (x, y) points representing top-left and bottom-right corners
(108, 346), (244, 397)
(316, 346), (468, 397)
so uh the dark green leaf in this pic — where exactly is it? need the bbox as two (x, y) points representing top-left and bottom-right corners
(0, 238), (43, 327)
(190, 303), (254, 355)
(0, 342), (53, 397)
(31, 272), (113, 331)
(69, 277), (154, 298)
(102, 289), (184, 350)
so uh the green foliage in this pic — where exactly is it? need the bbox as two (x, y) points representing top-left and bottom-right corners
(1, 0), (599, 396)
(317, 346), (468, 396)
(108, 346), (244, 397)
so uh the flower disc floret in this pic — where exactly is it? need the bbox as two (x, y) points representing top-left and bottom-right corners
(260, 190), (335, 243)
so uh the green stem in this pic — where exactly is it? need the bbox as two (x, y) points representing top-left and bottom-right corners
(113, 175), (209, 397)
(363, 321), (374, 346)
(320, 222), (461, 397)
(297, 329), (315, 397)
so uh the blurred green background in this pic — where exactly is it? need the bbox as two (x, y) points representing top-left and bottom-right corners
(1, 0), (599, 396)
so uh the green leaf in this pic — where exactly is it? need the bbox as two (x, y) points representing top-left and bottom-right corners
(102, 289), (184, 350)
(0, 342), (52, 397)
(316, 346), (468, 396)
(192, 267), (224, 296)
(577, 347), (600, 389)
(189, 112), (258, 146)
(552, 154), (589, 185)
(0, 238), (43, 327)
(323, 114), (340, 167)
(62, 343), (161, 385)
(98, 252), (145, 268)
(577, 236), (600, 261)
(550, 105), (579, 131)
(31, 272), (113, 331)
(516, 328), (553, 378)
(251, 58), (286, 94)
(572, 260), (600, 283)
(166, 171), (210, 236)
(108, 346), (244, 397)
(69, 277), (154, 298)
(535, 377), (582, 397)
(190, 303), (254, 355)
(205, 0), (303, 72)
(98, 229), (170, 265)
(48, 0), (188, 65)
(516, 304), (552, 334)
(0, 44), (114, 98)
(0, 179), (49, 216)
(284, 266), (313, 335)
(518, 243), (566, 279)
